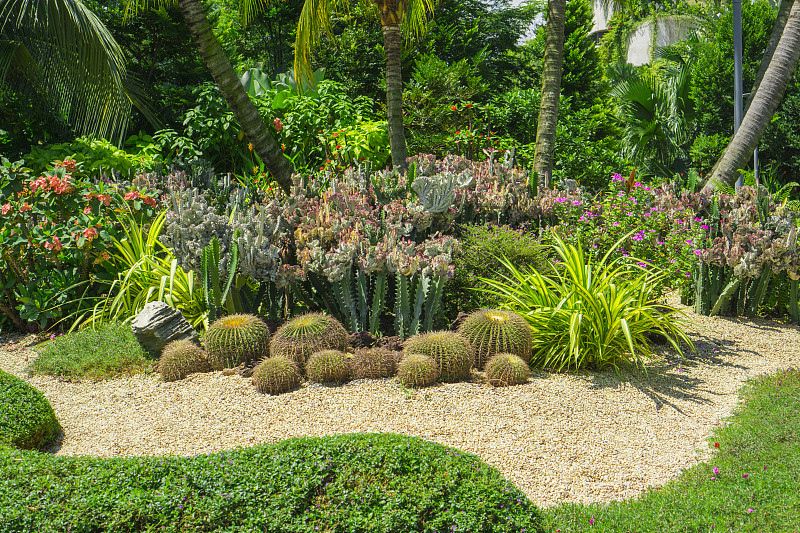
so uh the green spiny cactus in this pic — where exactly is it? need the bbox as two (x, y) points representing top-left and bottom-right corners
(270, 313), (348, 366)
(484, 353), (531, 387)
(457, 309), (532, 369)
(252, 357), (302, 395)
(158, 339), (211, 382)
(397, 354), (439, 388)
(402, 331), (473, 383)
(306, 350), (351, 383)
(204, 314), (271, 370)
(350, 347), (397, 379)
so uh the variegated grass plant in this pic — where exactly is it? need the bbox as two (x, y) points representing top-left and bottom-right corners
(479, 233), (695, 371)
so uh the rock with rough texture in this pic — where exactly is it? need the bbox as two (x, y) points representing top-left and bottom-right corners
(131, 302), (199, 358)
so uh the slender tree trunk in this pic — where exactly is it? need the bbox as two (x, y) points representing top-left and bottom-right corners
(703, 0), (800, 192)
(533, 0), (566, 190)
(382, 23), (409, 172)
(176, 0), (294, 193)
(746, 0), (795, 113)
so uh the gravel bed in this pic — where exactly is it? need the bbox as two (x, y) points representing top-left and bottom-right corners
(2, 302), (799, 509)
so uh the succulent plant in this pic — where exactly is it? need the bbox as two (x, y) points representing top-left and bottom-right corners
(402, 331), (473, 382)
(306, 350), (351, 383)
(396, 354), (439, 388)
(204, 314), (271, 370)
(158, 339), (211, 382)
(350, 347), (397, 379)
(458, 309), (532, 369)
(270, 313), (348, 366)
(252, 357), (302, 395)
(484, 353), (531, 387)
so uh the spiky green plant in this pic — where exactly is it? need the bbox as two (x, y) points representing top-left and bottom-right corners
(402, 331), (473, 383)
(203, 314), (271, 370)
(270, 313), (347, 366)
(396, 354), (439, 388)
(251, 357), (302, 395)
(458, 309), (532, 369)
(306, 350), (351, 384)
(484, 353), (531, 387)
(350, 348), (397, 379)
(158, 339), (210, 382)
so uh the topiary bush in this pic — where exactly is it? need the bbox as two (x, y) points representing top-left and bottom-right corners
(458, 309), (532, 369)
(0, 370), (60, 451)
(402, 331), (473, 382)
(204, 314), (271, 370)
(0, 433), (546, 532)
(306, 350), (351, 384)
(270, 313), (348, 367)
(157, 340), (211, 382)
(252, 358), (302, 395)
(350, 347), (397, 379)
(397, 354), (440, 388)
(484, 353), (531, 387)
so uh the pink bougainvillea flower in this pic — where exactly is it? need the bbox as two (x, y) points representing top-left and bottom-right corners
(713, 467), (719, 474)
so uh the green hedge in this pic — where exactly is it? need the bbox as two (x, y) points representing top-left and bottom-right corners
(0, 370), (60, 451)
(0, 432), (544, 533)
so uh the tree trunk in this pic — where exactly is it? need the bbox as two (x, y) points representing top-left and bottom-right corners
(176, 0), (294, 193)
(703, 0), (800, 192)
(533, 0), (566, 190)
(382, 23), (409, 173)
(745, 0), (795, 113)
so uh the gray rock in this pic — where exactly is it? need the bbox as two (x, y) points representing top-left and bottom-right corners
(131, 302), (199, 358)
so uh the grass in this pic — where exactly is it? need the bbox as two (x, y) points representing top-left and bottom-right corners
(28, 322), (151, 380)
(544, 367), (800, 532)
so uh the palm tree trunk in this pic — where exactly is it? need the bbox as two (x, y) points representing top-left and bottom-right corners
(176, 0), (294, 193)
(703, 0), (800, 192)
(533, 0), (566, 190)
(745, 0), (795, 113)
(382, 23), (409, 172)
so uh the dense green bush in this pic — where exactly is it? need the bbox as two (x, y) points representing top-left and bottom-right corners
(0, 370), (60, 451)
(30, 323), (151, 380)
(0, 433), (545, 532)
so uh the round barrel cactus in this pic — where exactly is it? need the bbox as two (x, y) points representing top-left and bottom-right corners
(306, 350), (351, 384)
(158, 339), (211, 382)
(350, 348), (397, 379)
(397, 354), (439, 388)
(204, 314), (271, 370)
(252, 358), (302, 395)
(484, 353), (531, 387)
(458, 309), (532, 369)
(402, 331), (473, 383)
(270, 313), (347, 367)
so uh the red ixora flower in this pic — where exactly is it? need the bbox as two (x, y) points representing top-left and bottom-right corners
(714, 442), (720, 448)
(1, 203), (10, 215)
(19, 202), (32, 212)
(124, 190), (140, 201)
(451, 105), (457, 111)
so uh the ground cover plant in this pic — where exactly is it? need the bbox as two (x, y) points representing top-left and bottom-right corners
(544, 367), (800, 532)
(0, 370), (60, 451)
(28, 322), (151, 380)
(0, 432), (546, 533)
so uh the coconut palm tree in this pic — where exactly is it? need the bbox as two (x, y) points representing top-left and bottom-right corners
(0, 0), (155, 145)
(704, 0), (800, 191)
(533, 0), (566, 189)
(294, 0), (436, 172)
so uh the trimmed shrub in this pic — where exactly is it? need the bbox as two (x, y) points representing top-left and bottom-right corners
(403, 331), (474, 382)
(306, 350), (351, 384)
(0, 370), (60, 451)
(397, 354), (439, 388)
(157, 340), (210, 382)
(458, 309), (532, 369)
(204, 314), (271, 370)
(270, 313), (348, 366)
(485, 353), (531, 387)
(0, 433), (545, 532)
(252, 358), (302, 395)
(350, 347), (397, 379)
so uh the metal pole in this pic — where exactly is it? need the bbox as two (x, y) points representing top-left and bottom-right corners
(733, 0), (744, 189)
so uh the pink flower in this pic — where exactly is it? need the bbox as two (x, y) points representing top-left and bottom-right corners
(747, 509), (754, 514)
(273, 117), (283, 132)
(83, 227), (98, 241)
(1, 203), (10, 215)
(19, 202), (31, 212)
(713, 467), (719, 474)
(83, 207), (92, 214)
(124, 190), (140, 201)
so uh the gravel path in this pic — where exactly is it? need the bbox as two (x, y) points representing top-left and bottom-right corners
(2, 302), (799, 509)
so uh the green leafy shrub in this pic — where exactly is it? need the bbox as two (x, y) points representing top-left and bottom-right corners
(270, 313), (348, 367)
(484, 353), (531, 387)
(0, 433), (545, 531)
(251, 357), (302, 395)
(403, 331), (474, 383)
(30, 323), (150, 380)
(482, 234), (695, 371)
(397, 354), (440, 388)
(458, 309), (532, 369)
(350, 347), (397, 379)
(0, 370), (60, 450)
(305, 350), (351, 384)
(204, 314), (271, 370)
(157, 339), (210, 382)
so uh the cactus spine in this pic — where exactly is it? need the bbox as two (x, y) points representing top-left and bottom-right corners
(306, 350), (351, 383)
(458, 309), (532, 369)
(402, 331), (473, 382)
(158, 339), (211, 382)
(252, 358), (301, 395)
(204, 314), (271, 370)
(270, 313), (348, 366)
(397, 354), (439, 388)
(485, 353), (531, 387)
